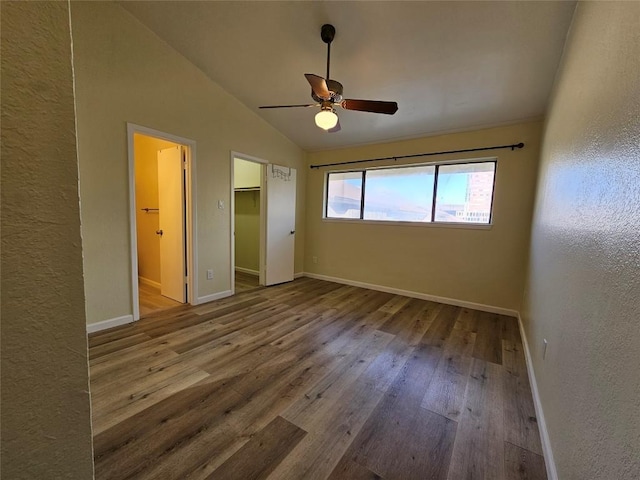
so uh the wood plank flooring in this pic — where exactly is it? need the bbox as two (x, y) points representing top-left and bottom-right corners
(89, 277), (546, 480)
(235, 270), (261, 293)
(138, 272), (259, 318)
(138, 282), (182, 317)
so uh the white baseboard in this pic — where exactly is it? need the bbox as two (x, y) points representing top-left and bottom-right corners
(138, 276), (161, 289)
(197, 290), (233, 305)
(302, 272), (519, 317)
(294, 271), (305, 279)
(87, 314), (135, 334)
(235, 266), (259, 276)
(517, 313), (557, 480)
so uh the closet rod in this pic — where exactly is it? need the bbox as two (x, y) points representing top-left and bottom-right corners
(309, 142), (524, 169)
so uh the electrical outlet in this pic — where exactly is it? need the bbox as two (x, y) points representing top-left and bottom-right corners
(543, 338), (548, 359)
(206, 269), (214, 280)
(312, 256), (318, 264)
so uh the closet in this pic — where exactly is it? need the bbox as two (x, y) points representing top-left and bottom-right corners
(233, 158), (262, 278)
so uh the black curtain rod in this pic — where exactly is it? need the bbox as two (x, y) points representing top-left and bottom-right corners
(309, 142), (525, 169)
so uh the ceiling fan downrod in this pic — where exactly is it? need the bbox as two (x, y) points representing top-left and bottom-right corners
(321, 24), (335, 80)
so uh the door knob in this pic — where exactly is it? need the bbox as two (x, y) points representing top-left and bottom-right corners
(156, 229), (163, 236)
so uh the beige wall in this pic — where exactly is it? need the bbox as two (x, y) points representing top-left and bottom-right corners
(234, 191), (261, 272)
(305, 121), (542, 311)
(134, 134), (178, 284)
(0, 1), (95, 477)
(71, 2), (305, 325)
(521, 2), (640, 479)
(234, 158), (262, 189)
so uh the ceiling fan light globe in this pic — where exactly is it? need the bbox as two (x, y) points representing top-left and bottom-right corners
(315, 110), (339, 130)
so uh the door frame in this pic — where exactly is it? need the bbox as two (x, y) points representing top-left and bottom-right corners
(230, 151), (267, 293)
(127, 123), (198, 321)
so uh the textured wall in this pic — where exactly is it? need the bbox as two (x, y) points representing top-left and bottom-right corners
(0, 2), (95, 478)
(521, 2), (640, 479)
(70, 2), (305, 325)
(305, 121), (542, 311)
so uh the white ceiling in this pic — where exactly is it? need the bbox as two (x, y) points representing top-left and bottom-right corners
(121, 1), (576, 152)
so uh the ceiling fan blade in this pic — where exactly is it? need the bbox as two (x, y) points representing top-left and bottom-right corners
(328, 118), (341, 133)
(341, 99), (398, 115)
(259, 103), (317, 109)
(305, 74), (331, 100)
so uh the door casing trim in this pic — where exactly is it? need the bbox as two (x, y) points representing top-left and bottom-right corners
(127, 123), (198, 320)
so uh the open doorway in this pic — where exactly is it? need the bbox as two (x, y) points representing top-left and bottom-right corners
(231, 153), (298, 294)
(232, 154), (266, 293)
(128, 124), (196, 320)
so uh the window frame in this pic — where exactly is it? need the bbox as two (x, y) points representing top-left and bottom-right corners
(323, 158), (497, 227)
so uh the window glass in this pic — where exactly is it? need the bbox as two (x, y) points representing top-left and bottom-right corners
(326, 171), (363, 218)
(363, 166), (435, 222)
(324, 160), (496, 225)
(434, 163), (495, 223)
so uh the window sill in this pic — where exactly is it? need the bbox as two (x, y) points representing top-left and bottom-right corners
(321, 217), (493, 230)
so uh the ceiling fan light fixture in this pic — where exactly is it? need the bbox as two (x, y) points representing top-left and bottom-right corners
(315, 109), (338, 130)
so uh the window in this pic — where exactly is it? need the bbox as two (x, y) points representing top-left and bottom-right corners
(325, 160), (496, 225)
(363, 166), (435, 222)
(326, 171), (362, 219)
(434, 162), (495, 223)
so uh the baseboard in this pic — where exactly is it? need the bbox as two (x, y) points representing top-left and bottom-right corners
(517, 313), (558, 480)
(87, 314), (135, 334)
(138, 276), (161, 289)
(294, 271), (305, 279)
(235, 266), (259, 276)
(197, 290), (233, 305)
(302, 272), (519, 317)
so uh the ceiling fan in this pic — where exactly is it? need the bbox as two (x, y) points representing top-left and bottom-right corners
(259, 24), (398, 132)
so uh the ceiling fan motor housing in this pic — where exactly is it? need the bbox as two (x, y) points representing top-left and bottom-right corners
(311, 79), (343, 103)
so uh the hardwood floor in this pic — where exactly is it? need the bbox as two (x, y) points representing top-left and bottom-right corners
(89, 277), (546, 480)
(139, 273), (259, 318)
(235, 270), (260, 293)
(138, 281), (182, 317)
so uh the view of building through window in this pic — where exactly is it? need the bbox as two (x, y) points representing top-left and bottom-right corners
(434, 162), (495, 223)
(326, 160), (495, 224)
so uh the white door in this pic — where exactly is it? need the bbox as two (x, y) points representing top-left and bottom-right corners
(157, 146), (186, 302)
(265, 164), (297, 285)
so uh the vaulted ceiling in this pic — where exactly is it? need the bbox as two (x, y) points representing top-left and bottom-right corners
(121, 1), (576, 151)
